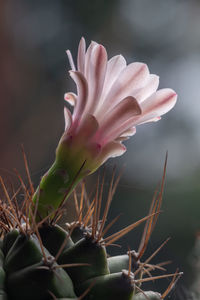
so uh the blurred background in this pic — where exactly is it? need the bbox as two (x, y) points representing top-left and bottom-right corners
(1, 0), (200, 298)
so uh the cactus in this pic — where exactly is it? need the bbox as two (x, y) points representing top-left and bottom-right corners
(0, 164), (182, 300)
(0, 38), (180, 299)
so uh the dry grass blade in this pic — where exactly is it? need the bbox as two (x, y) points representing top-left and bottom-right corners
(138, 187), (159, 260)
(13, 169), (35, 232)
(21, 144), (35, 196)
(73, 188), (80, 219)
(97, 168), (121, 241)
(141, 267), (153, 278)
(78, 181), (85, 224)
(10, 185), (22, 221)
(33, 186), (42, 222)
(101, 214), (121, 238)
(0, 207), (18, 229)
(96, 167), (105, 232)
(13, 168), (31, 203)
(151, 152), (168, 231)
(134, 271), (183, 284)
(0, 176), (25, 233)
(0, 205), (12, 229)
(104, 213), (159, 246)
(92, 175), (99, 238)
(145, 264), (166, 273)
(138, 153), (168, 261)
(161, 269), (182, 299)
(145, 260), (172, 273)
(82, 199), (95, 227)
(97, 169), (116, 240)
(134, 238), (171, 276)
(0, 220), (9, 232)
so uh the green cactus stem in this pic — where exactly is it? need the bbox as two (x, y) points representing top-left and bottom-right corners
(58, 236), (110, 287)
(4, 234), (43, 274)
(38, 224), (74, 257)
(2, 230), (19, 257)
(7, 259), (76, 300)
(77, 271), (134, 300)
(32, 155), (87, 221)
(108, 251), (139, 274)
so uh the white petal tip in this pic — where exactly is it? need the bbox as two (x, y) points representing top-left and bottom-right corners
(64, 93), (76, 106)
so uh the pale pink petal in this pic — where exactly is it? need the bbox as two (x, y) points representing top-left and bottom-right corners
(139, 116), (161, 125)
(69, 71), (88, 122)
(120, 126), (136, 137)
(97, 55), (127, 107)
(135, 88), (177, 125)
(83, 44), (107, 115)
(95, 96), (141, 145)
(97, 141), (126, 165)
(84, 41), (98, 79)
(133, 74), (159, 103)
(96, 62), (149, 120)
(64, 107), (72, 132)
(76, 114), (99, 141)
(100, 115), (139, 145)
(66, 50), (76, 71)
(106, 55), (127, 85)
(115, 136), (130, 142)
(77, 37), (86, 73)
(115, 127), (136, 142)
(64, 92), (77, 106)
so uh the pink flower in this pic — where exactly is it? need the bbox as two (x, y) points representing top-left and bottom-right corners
(60, 38), (177, 172)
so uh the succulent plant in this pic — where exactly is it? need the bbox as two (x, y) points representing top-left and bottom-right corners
(0, 38), (180, 299)
(0, 160), (181, 300)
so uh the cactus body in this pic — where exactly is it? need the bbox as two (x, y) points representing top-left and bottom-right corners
(0, 163), (180, 299)
(0, 221), (175, 299)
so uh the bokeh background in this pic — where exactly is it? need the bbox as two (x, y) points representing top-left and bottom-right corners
(1, 0), (200, 298)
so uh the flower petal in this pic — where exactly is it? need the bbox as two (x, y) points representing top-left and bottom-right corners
(97, 62), (149, 120)
(83, 44), (108, 116)
(69, 71), (88, 123)
(119, 126), (136, 137)
(77, 37), (86, 73)
(84, 41), (98, 79)
(64, 92), (77, 106)
(139, 116), (161, 125)
(97, 55), (127, 108)
(64, 107), (72, 132)
(95, 96), (141, 145)
(66, 50), (76, 71)
(97, 141), (127, 165)
(136, 88), (177, 125)
(133, 74), (159, 103)
(76, 114), (99, 141)
(81, 45), (107, 115)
